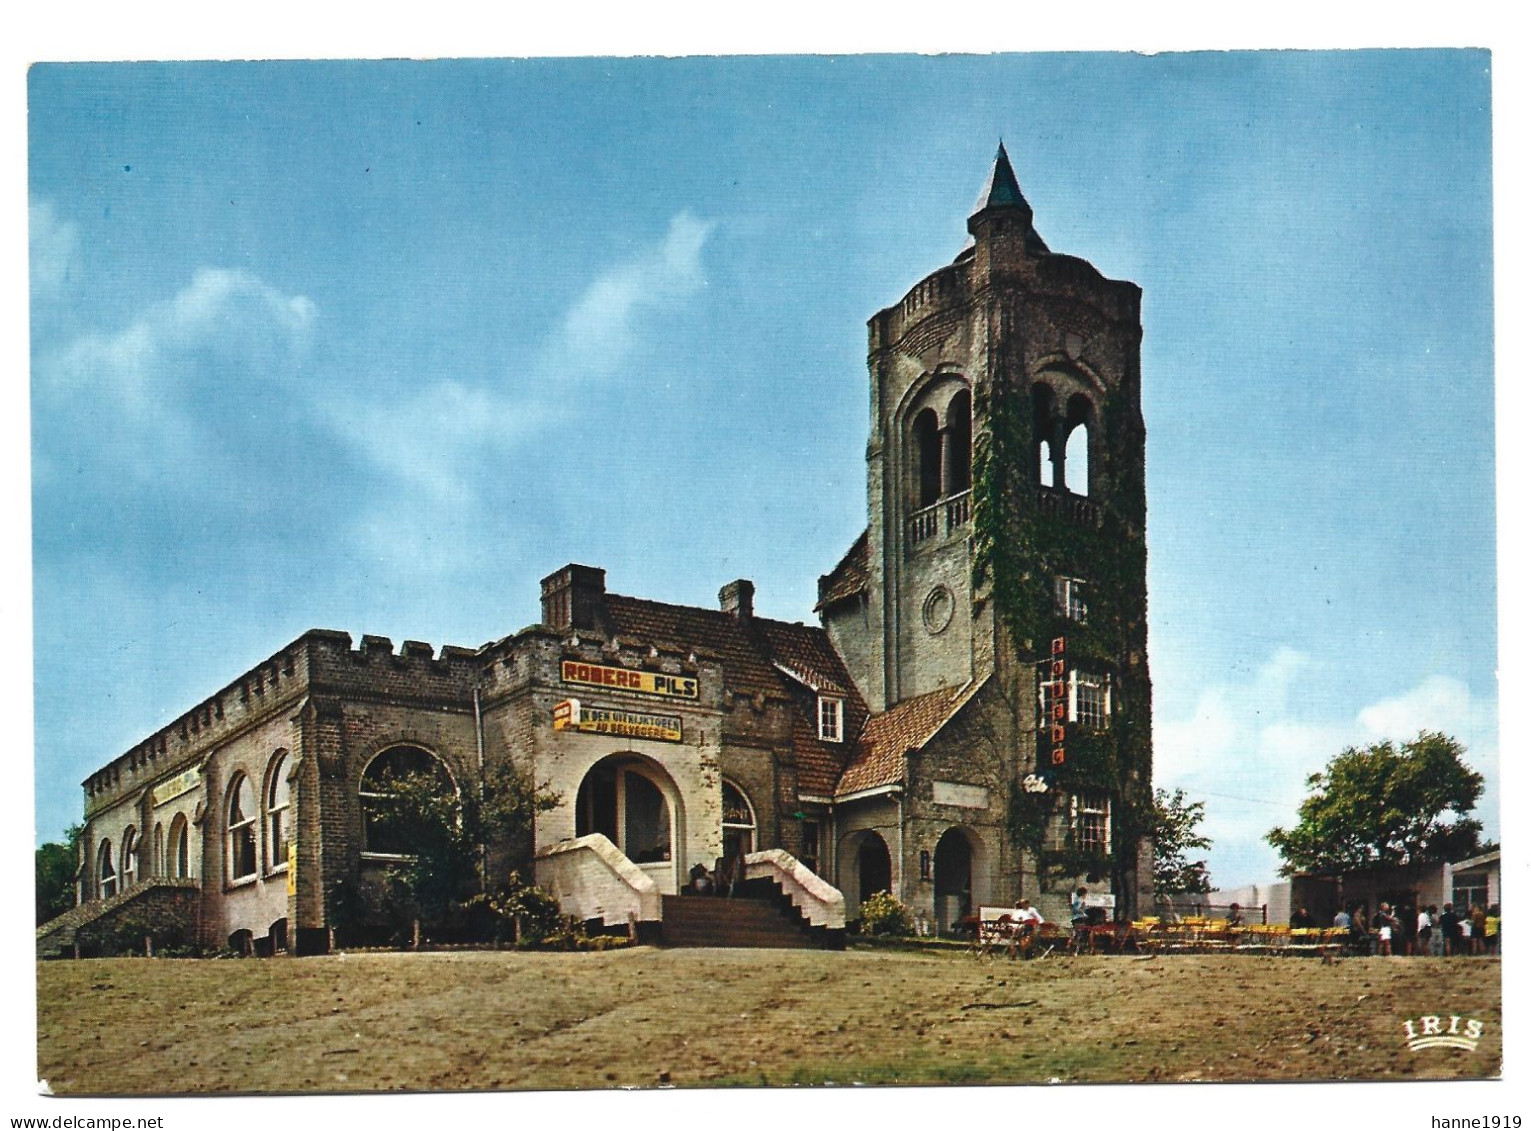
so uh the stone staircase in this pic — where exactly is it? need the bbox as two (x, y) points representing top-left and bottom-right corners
(660, 891), (820, 948)
(35, 879), (200, 958)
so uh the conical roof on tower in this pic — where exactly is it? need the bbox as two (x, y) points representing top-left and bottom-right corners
(965, 141), (1049, 256)
(972, 141), (1029, 214)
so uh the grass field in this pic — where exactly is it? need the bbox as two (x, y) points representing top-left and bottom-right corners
(36, 947), (1500, 1093)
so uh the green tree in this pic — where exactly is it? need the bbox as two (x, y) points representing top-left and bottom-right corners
(36, 823), (83, 924)
(1265, 731), (1483, 876)
(1151, 788), (1212, 895)
(366, 764), (558, 942)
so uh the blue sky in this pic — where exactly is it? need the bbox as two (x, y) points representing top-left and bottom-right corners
(28, 52), (1497, 886)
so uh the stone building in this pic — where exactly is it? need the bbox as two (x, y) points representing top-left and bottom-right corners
(42, 144), (1153, 956)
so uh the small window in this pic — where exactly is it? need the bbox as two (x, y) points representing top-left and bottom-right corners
(1453, 877), (1489, 913)
(169, 815), (191, 879)
(98, 839), (117, 899)
(1054, 576), (1088, 623)
(1035, 666), (1111, 731)
(121, 826), (139, 888)
(1075, 672), (1110, 730)
(267, 752), (291, 871)
(228, 775), (258, 882)
(1072, 793), (1111, 855)
(818, 696), (844, 742)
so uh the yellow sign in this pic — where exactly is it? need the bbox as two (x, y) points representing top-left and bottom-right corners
(287, 842), (297, 895)
(560, 660), (698, 700)
(553, 698), (683, 743)
(151, 765), (202, 807)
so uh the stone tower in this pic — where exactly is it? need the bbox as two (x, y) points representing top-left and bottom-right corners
(822, 143), (1153, 914)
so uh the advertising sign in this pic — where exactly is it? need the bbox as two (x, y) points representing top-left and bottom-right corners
(552, 698), (683, 743)
(1047, 636), (1067, 766)
(559, 660), (698, 700)
(150, 765), (202, 808)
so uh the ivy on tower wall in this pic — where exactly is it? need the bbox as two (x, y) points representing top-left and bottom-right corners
(971, 335), (1152, 894)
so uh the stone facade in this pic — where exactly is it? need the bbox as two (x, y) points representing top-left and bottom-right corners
(55, 145), (1154, 952)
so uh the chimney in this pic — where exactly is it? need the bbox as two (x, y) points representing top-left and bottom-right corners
(540, 564), (607, 631)
(719, 579), (755, 620)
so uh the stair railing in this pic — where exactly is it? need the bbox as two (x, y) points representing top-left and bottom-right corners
(742, 849), (847, 931)
(534, 834), (662, 929)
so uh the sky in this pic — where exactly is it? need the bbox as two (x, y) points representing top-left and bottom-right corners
(27, 50), (1498, 887)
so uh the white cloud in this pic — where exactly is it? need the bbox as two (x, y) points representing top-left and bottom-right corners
(34, 268), (318, 493)
(1358, 674), (1473, 739)
(555, 211), (715, 376)
(327, 210), (715, 509)
(1156, 653), (1499, 887)
(45, 268), (314, 409)
(337, 378), (558, 506)
(29, 198), (81, 295)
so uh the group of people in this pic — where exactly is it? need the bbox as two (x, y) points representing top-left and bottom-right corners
(988, 886), (1094, 957)
(1315, 900), (1500, 956)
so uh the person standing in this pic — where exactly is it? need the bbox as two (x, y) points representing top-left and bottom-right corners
(1471, 904), (1487, 956)
(1439, 903), (1460, 956)
(1372, 902), (1399, 956)
(1070, 886), (1090, 954)
(1485, 904), (1500, 955)
(1416, 905), (1433, 957)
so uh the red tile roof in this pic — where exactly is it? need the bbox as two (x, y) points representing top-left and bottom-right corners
(835, 679), (987, 798)
(602, 593), (868, 801)
(604, 594), (784, 698)
(815, 529), (869, 611)
(756, 618), (868, 797)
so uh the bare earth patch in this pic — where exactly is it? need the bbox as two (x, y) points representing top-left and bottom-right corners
(36, 948), (1500, 1094)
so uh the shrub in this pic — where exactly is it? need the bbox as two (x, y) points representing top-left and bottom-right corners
(462, 872), (563, 945)
(858, 890), (913, 936)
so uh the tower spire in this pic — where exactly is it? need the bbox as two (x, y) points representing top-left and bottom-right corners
(973, 140), (1028, 213)
(967, 140), (1048, 255)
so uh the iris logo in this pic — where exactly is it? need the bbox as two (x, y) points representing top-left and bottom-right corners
(1401, 1015), (1486, 1052)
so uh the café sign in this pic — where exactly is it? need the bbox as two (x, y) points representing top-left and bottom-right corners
(560, 660), (698, 700)
(553, 698), (683, 743)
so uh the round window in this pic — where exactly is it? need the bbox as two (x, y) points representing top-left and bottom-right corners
(922, 586), (955, 634)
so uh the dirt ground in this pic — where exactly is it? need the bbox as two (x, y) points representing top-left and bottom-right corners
(36, 946), (1501, 1094)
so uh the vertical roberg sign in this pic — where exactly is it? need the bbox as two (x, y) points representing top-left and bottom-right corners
(1047, 636), (1067, 767)
(559, 660), (699, 700)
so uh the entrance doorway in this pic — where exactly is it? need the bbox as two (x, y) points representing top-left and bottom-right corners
(575, 755), (680, 891)
(856, 833), (892, 906)
(933, 828), (974, 933)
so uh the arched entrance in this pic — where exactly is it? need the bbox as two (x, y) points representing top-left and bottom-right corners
(575, 754), (682, 893)
(933, 828), (974, 933)
(855, 832), (892, 906)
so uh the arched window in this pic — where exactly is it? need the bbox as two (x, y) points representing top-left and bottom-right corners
(1032, 382), (1057, 488)
(359, 746), (456, 857)
(169, 814), (190, 879)
(1064, 393), (1093, 497)
(946, 389), (972, 494)
(98, 839), (117, 899)
(721, 780), (757, 860)
(912, 408), (941, 508)
(228, 775), (258, 882)
(266, 752), (291, 871)
(121, 827), (139, 888)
